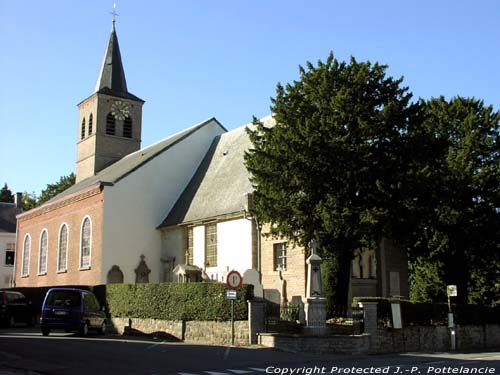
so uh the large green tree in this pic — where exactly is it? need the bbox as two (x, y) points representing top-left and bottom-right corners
(410, 97), (500, 305)
(37, 173), (76, 206)
(245, 53), (423, 308)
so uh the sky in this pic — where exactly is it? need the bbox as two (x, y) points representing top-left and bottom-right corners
(1, 0), (500, 195)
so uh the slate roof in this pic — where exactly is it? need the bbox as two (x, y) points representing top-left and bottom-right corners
(93, 24), (143, 102)
(48, 118), (226, 203)
(160, 116), (275, 227)
(0, 203), (22, 233)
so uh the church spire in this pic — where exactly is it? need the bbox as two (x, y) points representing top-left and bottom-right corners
(94, 21), (129, 96)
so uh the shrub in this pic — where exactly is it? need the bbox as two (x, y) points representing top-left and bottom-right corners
(106, 282), (253, 321)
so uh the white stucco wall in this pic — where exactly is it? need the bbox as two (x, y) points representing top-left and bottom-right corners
(188, 218), (253, 282)
(0, 233), (16, 288)
(101, 120), (225, 284)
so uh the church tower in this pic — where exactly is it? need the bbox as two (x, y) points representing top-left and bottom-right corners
(76, 21), (144, 183)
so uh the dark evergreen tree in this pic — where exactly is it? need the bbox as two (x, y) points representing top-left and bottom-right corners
(245, 52), (422, 308)
(410, 97), (500, 305)
(0, 183), (14, 203)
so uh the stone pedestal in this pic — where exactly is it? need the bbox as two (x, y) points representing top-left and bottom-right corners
(360, 301), (378, 334)
(248, 300), (266, 344)
(304, 298), (327, 335)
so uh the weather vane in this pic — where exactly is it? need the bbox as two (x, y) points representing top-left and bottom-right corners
(110, 3), (119, 27)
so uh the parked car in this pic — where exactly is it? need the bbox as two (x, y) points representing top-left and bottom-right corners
(40, 288), (106, 336)
(0, 290), (34, 327)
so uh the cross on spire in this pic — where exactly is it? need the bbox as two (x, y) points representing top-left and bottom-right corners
(110, 3), (119, 28)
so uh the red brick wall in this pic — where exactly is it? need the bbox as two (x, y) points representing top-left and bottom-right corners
(15, 189), (104, 287)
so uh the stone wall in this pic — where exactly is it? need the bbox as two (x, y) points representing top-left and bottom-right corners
(258, 324), (500, 354)
(258, 333), (370, 354)
(110, 317), (250, 346)
(371, 324), (500, 353)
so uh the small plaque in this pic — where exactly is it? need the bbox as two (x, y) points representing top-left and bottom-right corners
(447, 285), (458, 297)
(226, 290), (237, 300)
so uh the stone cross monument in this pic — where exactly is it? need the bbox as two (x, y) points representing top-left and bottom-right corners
(304, 240), (327, 335)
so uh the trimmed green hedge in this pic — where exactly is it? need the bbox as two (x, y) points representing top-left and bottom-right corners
(354, 297), (500, 326)
(106, 282), (253, 321)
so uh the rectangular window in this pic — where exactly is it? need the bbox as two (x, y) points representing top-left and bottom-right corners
(205, 223), (217, 267)
(273, 242), (287, 271)
(5, 243), (15, 266)
(185, 227), (194, 265)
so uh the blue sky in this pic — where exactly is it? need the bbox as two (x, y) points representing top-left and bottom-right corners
(1, 0), (499, 195)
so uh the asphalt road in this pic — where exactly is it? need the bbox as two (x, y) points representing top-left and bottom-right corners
(0, 327), (498, 375)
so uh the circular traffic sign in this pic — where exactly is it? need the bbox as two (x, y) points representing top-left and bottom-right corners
(226, 270), (243, 289)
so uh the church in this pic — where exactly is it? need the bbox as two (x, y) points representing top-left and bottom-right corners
(14, 22), (409, 307)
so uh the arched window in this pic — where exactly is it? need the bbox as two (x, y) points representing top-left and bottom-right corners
(21, 234), (31, 277)
(38, 230), (48, 275)
(123, 115), (132, 138)
(58, 224), (69, 272)
(81, 117), (86, 139)
(88, 113), (93, 135)
(80, 216), (92, 269)
(106, 113), (116, 135)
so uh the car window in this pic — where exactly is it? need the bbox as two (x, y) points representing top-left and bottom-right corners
(46, 290), (81, 307)
(83, 292), (98, 311)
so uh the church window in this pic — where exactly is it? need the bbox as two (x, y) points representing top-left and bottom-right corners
(81, 117), (86, 139)
(38, 229), (48, 275)
(205, 223), (217, 267)
(273, 242), (287, 271)
(21, 234), (31, 277)
(80, 216), (92, 269)
(185, 227), (193, 265)
(106, 113), (116, 135)
(123, 115), (132, 138)
(88, 113), (93, 135)
(57, 224), (68, 272)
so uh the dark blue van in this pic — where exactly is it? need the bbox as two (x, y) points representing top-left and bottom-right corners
(40, 288), (106, 336)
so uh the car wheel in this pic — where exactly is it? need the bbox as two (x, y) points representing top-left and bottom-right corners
(98, 321), (106, 335)
(79, 322), (89, 337)
(41, 327), (50, 336)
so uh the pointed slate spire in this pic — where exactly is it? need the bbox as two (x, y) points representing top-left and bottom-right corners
(94, 22), (129, 95)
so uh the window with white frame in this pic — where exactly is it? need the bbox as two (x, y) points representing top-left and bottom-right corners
(205, 223), (217, 267)
(5, 243), (15, 266)
(21, 234), (31, 277)
(80, 217), (92, 269)
(38, 230), (48, 275)
(273, 242), (287, 271)
(58, 224), (68, 272)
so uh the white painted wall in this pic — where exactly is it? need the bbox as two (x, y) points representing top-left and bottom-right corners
(0, 233), (16, 288)
(188, 219), (253, 282)
(101, 120), (225, 284)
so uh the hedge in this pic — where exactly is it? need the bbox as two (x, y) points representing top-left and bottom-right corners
(353, 297), (500, 326)
(106, 282), (253, 321)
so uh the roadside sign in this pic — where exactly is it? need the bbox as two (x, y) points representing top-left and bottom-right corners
(447, 285), (458, 297)
(226, 290), (237, 300)
(226, 270), (243, 289)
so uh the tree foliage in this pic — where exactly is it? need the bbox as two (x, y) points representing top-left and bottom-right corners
(0, 183), (14, 203)
(37, 173), (75, 206)
(410, 97), (500, 305)
(245, 52), (422, 306)
(2, 173), (75, 211)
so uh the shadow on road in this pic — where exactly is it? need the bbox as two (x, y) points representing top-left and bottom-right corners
(0, 327), (498, 375)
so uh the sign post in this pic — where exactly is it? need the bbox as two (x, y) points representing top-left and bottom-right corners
(447, 285), (457, 350)
(226, 270), (242, 346)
